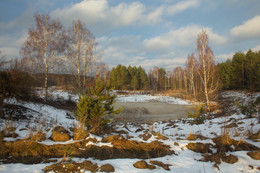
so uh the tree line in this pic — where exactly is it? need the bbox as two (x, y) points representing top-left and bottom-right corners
(218, 50), (260, 91)
(108, 65), (149, 90)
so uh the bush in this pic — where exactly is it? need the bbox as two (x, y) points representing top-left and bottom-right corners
(74, 78), (122, 134)
(235, 100), (257, 118)
(186, 104), (205, 124)
(0, 70), (35, 118)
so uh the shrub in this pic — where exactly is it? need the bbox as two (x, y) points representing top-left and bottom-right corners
(0, 70), (35, 118)
(186, 104), (205, 124)
(235, 100), (257, 118)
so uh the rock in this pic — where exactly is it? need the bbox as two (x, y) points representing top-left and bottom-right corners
(150, 160), (171, 171)
(247, 151), (260, 160)
(100, 164), (115, 172)
(186, 142), (211, 153)
(52, 126), (71, 142)
(133, 160), (156, 169)
(222, 154), (238, 164)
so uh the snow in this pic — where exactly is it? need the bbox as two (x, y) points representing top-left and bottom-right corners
(0, 90), (259, 173)
(2, 98), (77, 141)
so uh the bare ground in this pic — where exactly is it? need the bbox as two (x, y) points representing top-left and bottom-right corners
(113, 102), (195, 123)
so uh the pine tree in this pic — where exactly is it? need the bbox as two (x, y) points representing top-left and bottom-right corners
(131, 75), (139, 90)
(74, 78), (122, 134)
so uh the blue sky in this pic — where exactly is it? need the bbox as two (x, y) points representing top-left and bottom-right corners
(1, 0), (260, 71)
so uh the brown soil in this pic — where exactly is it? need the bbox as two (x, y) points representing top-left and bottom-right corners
(113, 102), (195, 123)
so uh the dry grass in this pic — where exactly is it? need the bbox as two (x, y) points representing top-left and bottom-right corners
(152, 131), (169, 140)
(187, 133), (207, 140)
(0, 137), (174, 164)
(73, 122), (89, 140)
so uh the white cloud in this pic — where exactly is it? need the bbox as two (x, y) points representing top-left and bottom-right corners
(144, 6), (163, 25)
(139, 57), (187, 71)
(252, 44), (260, 51)
(0, 32), (27, 58)
(231, 15), (260, 40)
(51, 0), (163, 33)
(143, 25), (227, 52)
(166, 0), (200, 15)
(216, 52), (234, 62)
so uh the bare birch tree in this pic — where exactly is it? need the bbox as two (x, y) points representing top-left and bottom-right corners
(186, 54), (197, 97)
(66, 20), (97, 95)
(196, 30), (219, 110)
(21, 13), (67, 102)
(96, 62), (109, 84)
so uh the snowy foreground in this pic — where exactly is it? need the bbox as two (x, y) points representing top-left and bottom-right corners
(0, 90), (259, 173)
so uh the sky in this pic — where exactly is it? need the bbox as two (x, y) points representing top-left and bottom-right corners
(0, 0), (260, 71)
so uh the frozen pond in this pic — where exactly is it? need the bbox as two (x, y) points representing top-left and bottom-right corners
(113, 95), (195, 123)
